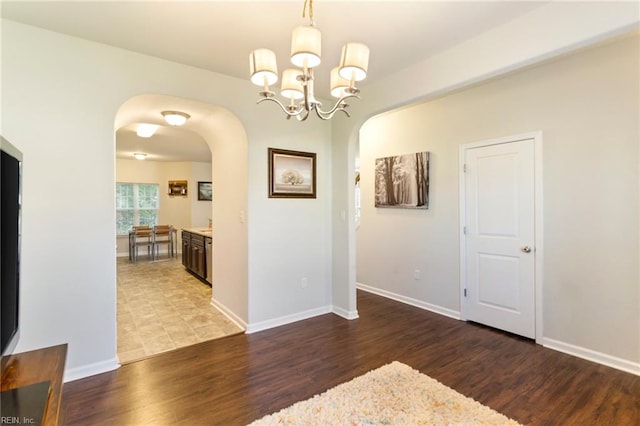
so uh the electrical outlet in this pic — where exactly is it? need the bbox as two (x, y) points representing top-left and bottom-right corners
(414, 269), (421, 280)
(301, 277), (308, 288)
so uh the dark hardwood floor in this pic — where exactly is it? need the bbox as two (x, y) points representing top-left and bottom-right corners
(63, 290), (639, 425)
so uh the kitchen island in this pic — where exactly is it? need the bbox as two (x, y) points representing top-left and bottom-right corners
(181, 228), (212, 284)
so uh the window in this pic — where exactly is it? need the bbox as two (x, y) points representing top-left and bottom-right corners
(116, 183), (159, 234)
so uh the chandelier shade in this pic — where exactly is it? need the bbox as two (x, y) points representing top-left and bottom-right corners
(338, 43), (369, 82)
(281, 69), (305, 100)
(330, 67), (350, 98)
(290, 25), (322, 68)
(249, 0), (369, 121)
(250, 48), (279, 87)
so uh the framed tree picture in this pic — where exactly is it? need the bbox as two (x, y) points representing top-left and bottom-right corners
(268, 148), (316, 198)
(375, 151), (429, 209)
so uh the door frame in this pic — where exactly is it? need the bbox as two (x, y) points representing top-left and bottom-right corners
(459, 131), (544, 343)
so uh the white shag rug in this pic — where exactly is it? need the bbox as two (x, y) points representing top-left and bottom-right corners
(248, 361), (521, 425)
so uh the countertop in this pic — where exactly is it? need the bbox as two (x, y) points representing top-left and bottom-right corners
(182, 228), (212, 237)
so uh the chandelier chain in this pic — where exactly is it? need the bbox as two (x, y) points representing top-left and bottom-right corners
(302, 0), (314, 24)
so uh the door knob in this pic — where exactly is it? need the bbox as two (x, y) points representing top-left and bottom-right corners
(521, 246), (532, 253)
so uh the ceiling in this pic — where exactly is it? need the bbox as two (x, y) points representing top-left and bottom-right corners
(2, 0), (548, 162)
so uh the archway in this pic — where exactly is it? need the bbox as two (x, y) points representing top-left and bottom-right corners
(114, 94), (249, 362)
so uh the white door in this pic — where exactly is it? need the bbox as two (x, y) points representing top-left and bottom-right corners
(463, 138), (535, 338)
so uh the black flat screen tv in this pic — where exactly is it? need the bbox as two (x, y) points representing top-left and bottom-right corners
(1, 137), (22, 356)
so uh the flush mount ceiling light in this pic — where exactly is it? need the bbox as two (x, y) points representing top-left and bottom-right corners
(133, 153), (147, 160)
(249, 0), (369, 121)
(136, 123), (159, 138)
(161, 111), (190, 126)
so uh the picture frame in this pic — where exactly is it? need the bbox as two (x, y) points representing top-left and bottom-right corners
(268, 148), (316, 198)
(375, 151), (429, 209)
(168, 180), (188, 197)
(198, 181), (212, 201)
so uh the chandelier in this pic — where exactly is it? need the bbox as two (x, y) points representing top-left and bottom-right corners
(249, 0), (369, 121)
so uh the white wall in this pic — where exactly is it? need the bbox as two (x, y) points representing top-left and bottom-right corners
(190, 162), (213, 229)
(1, 20), (333, 379)
(329, 1), (639, 373)
(115, 159), (212, 256)
(357, 35), (639, 366)
(245, 116), (332, 329)
(330, 0), (640, 323)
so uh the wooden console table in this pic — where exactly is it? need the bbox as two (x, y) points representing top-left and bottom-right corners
(1, 344), (67, 426)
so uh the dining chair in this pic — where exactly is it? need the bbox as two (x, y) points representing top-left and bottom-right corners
(153, 225), (173, 259)
(128, 226), (150, 262)
(131, 227), (153, 262)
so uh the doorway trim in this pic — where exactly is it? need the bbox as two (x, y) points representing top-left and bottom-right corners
(459, 131), (544, 343)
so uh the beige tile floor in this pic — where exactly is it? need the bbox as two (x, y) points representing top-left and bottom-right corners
(117, 255), (243, 364)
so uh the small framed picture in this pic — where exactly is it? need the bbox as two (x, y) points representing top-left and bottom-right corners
(268, 148), (316, 198)
(198, 181), (212, 201)
(168, 180), (188, 196)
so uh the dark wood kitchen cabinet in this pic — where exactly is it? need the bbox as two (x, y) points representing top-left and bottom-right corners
(190, 233), (206, 279)
(181, 230), (190, 268)
(181, 229), (210, 284)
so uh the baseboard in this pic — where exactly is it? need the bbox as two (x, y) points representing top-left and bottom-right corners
(357, 284), (638, 375)
(210, 298), (247, 331)
(357, 283), (461, 320)
(543, 337), (640, 376)
(64, 357), (120, 382)
(245, 305), (332, 334)
(332, 305), (359, 320)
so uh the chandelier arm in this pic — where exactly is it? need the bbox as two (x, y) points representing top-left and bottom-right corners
(315, 93), (359, 117)
(297, 110), (311, 121)
(331, 105), (351, 118)
(257, 97), (305, 118)
(315, 107), (336, 120)
(316, 106), (351, 120)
